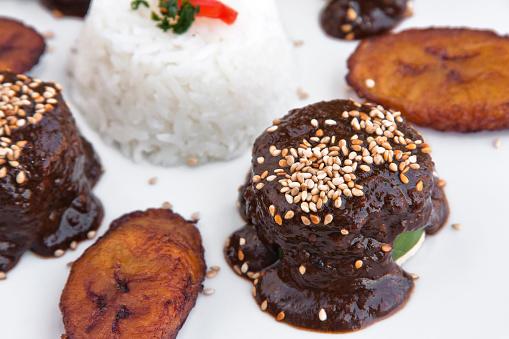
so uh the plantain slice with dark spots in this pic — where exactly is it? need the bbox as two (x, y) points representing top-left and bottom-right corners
(346, 28), (509, 132)
(60, 208), (206, 339)
(0, 17), (46, 73)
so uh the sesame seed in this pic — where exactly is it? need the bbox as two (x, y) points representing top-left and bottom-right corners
(345, 32), (355, 40)
(347, 7), (357, 20)
(365, 79), (375, 88)
(324, 214), (333, 225)
(494, 138), (501, 148)
(203, 288), (215, 296)
(206, 270), (218, 278)
(261, 300), (268, 311)
(352, 188), (363, 196)
(252, 286), (257, 297)
(263, 103), (425, 217)
(299, 265), (306, 275)
(256, 183), (265, 190)
(410, 273), (419, 280)
(297, 88), (308, 100)
(148, 177), (157, 185)
(87, 230), (96, 239)
(274, 214), (283, 225)
(341, 23), (352, 32)
(355, 260), (363, 269)
(239, 237), (246, 246)
(257, 157), (265, 164)
(284, 210), (294, 219)
(54, 249), (65, 257)
(416, 181), (423, 191)
(241, 262), (249, 273)
(188, 157), (199, 165)
(421, 147), (431, 154)
(0, 271), (5, 280)
(381, 245), (392, 252)
(400, 173), (409, 184)
(452, 223), (462, 230)
(70, 241), (78, 250)
(276, 312), (285, 321)
(438, 179), (446, 187)
(293, 40), (304, 47)
(341, 228), (349, 235)
(319, 308), (327, 321)
(301, 216), (311, 225)
(238, 250), (245, 261)
(211, 266), (221, 272)
(162, 201), (173, 209)
(233, 265), (242, 275)
(334, 198), (342, 208)
(269, 205), (275, 216)
(310, 215), (320, 224)
(267, 125), (278, 133)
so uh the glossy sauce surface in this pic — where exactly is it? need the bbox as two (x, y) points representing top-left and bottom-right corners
(225, 99), (449, 332)
(0, 71), (103, 274)
(41, 0), (91, 17)
(320, 0), (410, 40)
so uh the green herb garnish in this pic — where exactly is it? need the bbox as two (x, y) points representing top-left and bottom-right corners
(131, 0), (149, 10)
(392, 229), (424, 261)
(131, 0), (200, 35)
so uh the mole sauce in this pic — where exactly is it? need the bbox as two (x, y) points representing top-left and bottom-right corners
(41, 0), (91, 18)
(0, 71), (103, 275)
(225, 99), (449, 332)
(320, 0), (411, 40)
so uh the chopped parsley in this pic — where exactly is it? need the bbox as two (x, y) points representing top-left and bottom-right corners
(131, 0), (200, 35)
(130, 0), (149, 10)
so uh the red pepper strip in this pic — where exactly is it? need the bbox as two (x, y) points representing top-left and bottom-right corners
(178, 0), (238, 25)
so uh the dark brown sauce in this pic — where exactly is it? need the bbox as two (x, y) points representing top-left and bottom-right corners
(40, 0), (91, 18)
(225, 99), (449, 332)
(0, 71), (103, 275)
(320, 0), (411, 40)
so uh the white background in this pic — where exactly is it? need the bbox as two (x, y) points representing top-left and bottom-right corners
(1, 0), (508, 338)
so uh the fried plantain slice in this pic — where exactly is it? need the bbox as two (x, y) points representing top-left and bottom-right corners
(346, 28), (509, 132)
(60, 209), (206, 339)
(0, 17), (46, 74)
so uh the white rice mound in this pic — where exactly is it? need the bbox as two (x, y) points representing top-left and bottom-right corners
(70, 0), (295, 166)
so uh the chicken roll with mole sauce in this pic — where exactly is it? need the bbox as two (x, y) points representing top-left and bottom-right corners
(225, 99), (448, 332)
(0, 71), (103, 277)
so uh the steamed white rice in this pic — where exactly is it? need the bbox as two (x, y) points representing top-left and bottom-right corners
(70, 0), (295, 166)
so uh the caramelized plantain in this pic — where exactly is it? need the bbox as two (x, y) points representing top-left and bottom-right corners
(60, 209), (206, 339)
(0, 18), (46, 73)
(346, 28), (509, 132)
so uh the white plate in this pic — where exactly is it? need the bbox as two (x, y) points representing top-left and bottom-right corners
(1, 0), (509, 338)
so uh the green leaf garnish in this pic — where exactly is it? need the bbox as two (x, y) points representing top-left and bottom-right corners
(131, 0), (200, 35)
(151, 11), (162, 21)
(172, 2), (199, 34)
(131, 0), (149, 10)
(392, 229), (424, 261)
